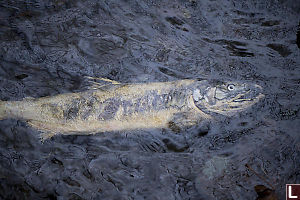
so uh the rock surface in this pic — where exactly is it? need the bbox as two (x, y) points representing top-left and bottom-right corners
(0, 0), (299, 199)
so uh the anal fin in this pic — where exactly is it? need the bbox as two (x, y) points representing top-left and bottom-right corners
(27, 120), (58, 142)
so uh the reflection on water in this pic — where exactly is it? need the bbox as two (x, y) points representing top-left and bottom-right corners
(0, 0), (299, 199)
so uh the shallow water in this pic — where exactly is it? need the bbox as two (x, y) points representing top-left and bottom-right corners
(0, 0), (299, 199)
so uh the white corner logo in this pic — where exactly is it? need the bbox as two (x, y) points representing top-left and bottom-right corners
(286, 184), (300, 200)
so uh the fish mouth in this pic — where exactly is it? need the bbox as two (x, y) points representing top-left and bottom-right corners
(231, 84), (263, 103)
(232, 91), (253, 102)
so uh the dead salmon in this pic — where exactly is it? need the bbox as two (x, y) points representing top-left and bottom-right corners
(0, 78), (264, 141)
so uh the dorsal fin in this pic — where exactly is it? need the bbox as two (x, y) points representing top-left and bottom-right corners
(85, 76), (121, 90)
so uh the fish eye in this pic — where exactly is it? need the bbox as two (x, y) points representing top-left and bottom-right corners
(227, 84), (235, 91)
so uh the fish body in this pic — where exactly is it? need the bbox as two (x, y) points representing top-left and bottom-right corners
(0, 79), (264, 140)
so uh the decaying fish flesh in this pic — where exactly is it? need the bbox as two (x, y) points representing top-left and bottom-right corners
(0, 78), (264, 140)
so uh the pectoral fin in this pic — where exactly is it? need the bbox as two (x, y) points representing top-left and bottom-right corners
(168, 121), (182, 133)
(168, 112), (201, 133)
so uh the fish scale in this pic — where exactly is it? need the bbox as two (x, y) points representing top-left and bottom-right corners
(0, 78), (264, 141)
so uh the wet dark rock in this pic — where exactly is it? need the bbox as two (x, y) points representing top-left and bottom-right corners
(297, 21), (300, 48)
(82, 169), (94, 181)
(0, 0), (299, 200)
(197, 129), (209, 137)
(203, 38), (254, 57)
(261, 20), (280, 27)
(63, 177), (80, 187)
(254, 185), (278, 200)
(165, 16), (185, 26)
(156, 48), (171, 62)
(15, 73), (28, 80)
(68, 193), (84, 200)
(51, 157), (63, 166)
(158, 67), (184, 79)
(266, 43), (292, 57)
(162, 138), (188, 152)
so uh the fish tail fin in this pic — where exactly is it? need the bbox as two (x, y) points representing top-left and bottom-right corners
(0, 100), (7, 120)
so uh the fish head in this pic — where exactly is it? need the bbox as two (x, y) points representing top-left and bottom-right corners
(192, 80), (264, 116)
